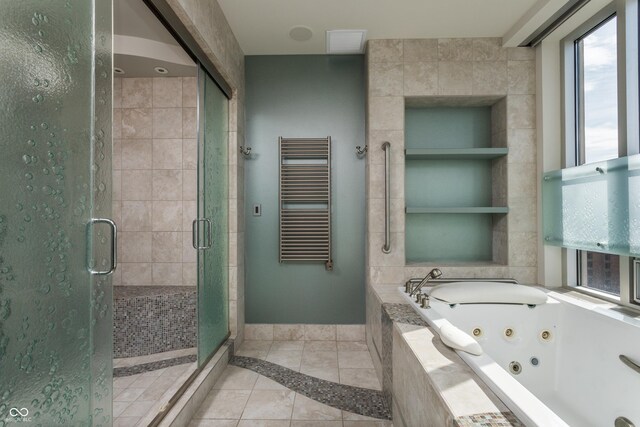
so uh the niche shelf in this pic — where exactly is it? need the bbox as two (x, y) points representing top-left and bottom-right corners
(404, 101), (508, 264)
(405, 148), (508, 160)
(406, 207), (509, 214)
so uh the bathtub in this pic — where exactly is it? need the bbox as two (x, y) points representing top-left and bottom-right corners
(400, 283), (640, 427)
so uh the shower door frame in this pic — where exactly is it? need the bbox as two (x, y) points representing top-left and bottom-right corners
(139, 2), (232, 425)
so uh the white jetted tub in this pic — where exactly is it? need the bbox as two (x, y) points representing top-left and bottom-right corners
(400, 282), (640, 427)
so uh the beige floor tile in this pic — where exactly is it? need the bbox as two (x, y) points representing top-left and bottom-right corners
(129, 373), (160, 388)
(241, 390), (295, 420)
(140, 367), (167, 377)
(189, 420), (239, 427)
(113, 388), (146, 402)
(338, 351), (374, 369)
(163, 362), (193, 377)
(194, 390), (251, 419)
(265, 350), (302, 370)
(303, 341), (337, 352)
(271, 340), (305, 351)
(113, 387), (126, 400)
(235, 349), (269, 359)
(113, 417), (141, 427)
(113, 375), (139, 389)
(120, 399), (156, 417)
(292, 394), (342, 420)
(343, 421), (393, 427)
(213, 366), (259, 390)
(138, 375), (176, 400)
(113, 401), (131, 418)
(299, 367), (340, 383)
(301, 351), (338, 370)
(343, 411), (387, 422)
(337, 341), (369, 351)
(253, 375), (288, 391)
(339, 369), (381, 390)
(291, 422), (343, 427)
(237, 421), (290, 427)
(239, 340), (273, 351)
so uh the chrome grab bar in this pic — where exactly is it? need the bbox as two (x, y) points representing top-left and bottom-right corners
(382, 141), (391, 254)
(620, 355), (640, 375)
(192, 218), (213, 250)
(88, 218), (117, 275)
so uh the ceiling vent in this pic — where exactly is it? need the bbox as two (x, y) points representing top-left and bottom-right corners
(326, 30), (367, 54)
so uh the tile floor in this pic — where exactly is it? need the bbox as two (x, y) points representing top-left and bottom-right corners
(113, 361), (196, 426)
(189, 340), (393, 427)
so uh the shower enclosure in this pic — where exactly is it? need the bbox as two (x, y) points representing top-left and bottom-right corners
(0, 1), (230, 424)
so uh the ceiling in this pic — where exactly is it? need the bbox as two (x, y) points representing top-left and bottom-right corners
(217, 0), (542, 55)
(114, 0), (195, 77)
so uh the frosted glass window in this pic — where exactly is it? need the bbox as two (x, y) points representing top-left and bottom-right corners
(576, 15), (618, 165)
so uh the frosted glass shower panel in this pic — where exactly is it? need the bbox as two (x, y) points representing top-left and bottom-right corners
(197, 67), (229, 364)
(0, 0), (113, 425)
(543, 155), (633, 255)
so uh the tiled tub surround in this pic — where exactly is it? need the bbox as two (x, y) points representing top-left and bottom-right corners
(112, 76), (198, 289)
(114, 285), (196, 358)
(367, 284), (522, 427)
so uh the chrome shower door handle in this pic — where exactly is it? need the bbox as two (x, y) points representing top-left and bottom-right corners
(88, 218), (117, 275)
(192, 218), (213, 250)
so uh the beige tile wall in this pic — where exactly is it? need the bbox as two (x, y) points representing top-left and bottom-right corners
(366, 38), (538, 288)
(168, 0), (246, 345)
(112, 76), (198, 287)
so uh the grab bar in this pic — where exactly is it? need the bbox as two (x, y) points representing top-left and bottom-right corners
(620, 355), (640, 375)
(382, 141), (391, 254)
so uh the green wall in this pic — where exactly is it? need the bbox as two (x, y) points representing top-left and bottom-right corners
(244, 55), (365, 324)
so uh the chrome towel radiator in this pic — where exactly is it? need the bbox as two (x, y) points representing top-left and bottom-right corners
(279, 137), (333, 270)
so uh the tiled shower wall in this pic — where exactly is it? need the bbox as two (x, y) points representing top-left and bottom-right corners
(112, 76), (198, 287)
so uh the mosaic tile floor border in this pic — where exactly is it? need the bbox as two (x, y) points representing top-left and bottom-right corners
(454, 411), (523, 426)
(230, 355), (391, 420)
(113, 354), (197, 377)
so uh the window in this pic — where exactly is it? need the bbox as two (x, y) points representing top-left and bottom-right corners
(575, 15), (619, 165)
(560, 0), (640, 305)
(573, 14), (622, 295)
(634, 259), (640, 304)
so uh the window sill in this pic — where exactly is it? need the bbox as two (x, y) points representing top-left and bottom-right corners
(561, 285), (640, 315)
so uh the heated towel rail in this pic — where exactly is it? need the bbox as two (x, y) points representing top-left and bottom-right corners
(279, 137), (333, 270)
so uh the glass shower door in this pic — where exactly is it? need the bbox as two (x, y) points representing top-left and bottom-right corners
(196, 67), (229, 364)
(0, 1), (113, 425)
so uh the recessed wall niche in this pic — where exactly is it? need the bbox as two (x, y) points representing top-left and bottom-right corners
(404, 96), (508, 264)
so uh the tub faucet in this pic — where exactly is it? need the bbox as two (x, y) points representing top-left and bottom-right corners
(409, 268), (442, 296)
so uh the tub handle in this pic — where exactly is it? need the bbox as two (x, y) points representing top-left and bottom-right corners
(88, 218), (117, 276)
(192, 218), (213, 250)
(620, 355), (640, 375)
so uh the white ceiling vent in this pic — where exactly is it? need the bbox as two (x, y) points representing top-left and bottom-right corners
(326, 30), (367, 54)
